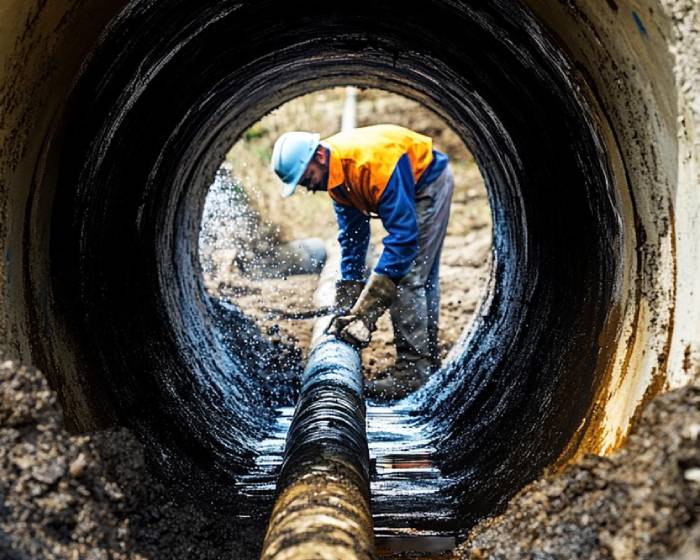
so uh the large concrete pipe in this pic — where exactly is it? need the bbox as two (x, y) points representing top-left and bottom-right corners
(0, 0), (698, 542)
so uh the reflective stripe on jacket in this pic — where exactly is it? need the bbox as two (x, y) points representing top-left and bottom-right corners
(323, 124), (435, 214)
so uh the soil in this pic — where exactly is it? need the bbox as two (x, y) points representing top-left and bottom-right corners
(204, 204), (492, 382)
(203, 87), (493, 382)
(450, 385), (700, 560)
(4, 353), (700, 559)
(0, 354), (263, 560)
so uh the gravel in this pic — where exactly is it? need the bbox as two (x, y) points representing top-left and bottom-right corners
(0, 353), (263, 560)
(451, 385), (700, 560)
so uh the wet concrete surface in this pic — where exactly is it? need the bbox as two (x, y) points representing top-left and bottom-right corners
(7, 4), (621, 512)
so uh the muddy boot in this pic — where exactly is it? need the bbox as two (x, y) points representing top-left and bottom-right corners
(365, 357), (433, 400)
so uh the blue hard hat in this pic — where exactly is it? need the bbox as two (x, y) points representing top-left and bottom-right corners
(270, 131), (321, 197)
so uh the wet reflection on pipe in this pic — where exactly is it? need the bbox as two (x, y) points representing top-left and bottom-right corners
(260, 338), (374, 559)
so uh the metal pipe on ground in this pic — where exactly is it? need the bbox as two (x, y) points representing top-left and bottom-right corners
(259, 339), (374, 560)
(261, 244), (374, 559)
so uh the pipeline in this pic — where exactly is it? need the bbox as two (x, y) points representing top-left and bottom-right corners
(260, 240), (374, 559)
(260, 338), (373, 560)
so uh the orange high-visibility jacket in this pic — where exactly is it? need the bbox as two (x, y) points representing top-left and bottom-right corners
(322, 124), (435, 214)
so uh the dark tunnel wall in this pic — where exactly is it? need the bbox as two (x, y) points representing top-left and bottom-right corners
(0, 0), (696, 530)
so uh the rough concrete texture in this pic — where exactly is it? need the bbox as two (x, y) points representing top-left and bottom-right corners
(0, 0), (125, 353)
(660, 0), (700, 387)
(521, 0), (700, 459)
(452, 384), (700, 560)
(665, 1), (700, 120)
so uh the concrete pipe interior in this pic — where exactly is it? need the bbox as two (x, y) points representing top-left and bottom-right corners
(0, 0), (695, 537)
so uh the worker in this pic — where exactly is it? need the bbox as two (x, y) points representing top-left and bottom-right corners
(270, 124), (454, 398)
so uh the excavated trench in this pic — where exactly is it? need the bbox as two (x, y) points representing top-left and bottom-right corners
(0, 0), (697, 552)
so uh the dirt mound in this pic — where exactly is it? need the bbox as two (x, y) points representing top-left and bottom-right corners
(452, 385), (700, 560)
(0, 352), (262, 560)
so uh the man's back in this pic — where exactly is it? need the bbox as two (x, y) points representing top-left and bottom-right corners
(323, 124), (436, 215)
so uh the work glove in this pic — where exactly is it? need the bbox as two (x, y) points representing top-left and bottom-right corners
(330, 273), (397, 348)
(334, 279), (365, 314)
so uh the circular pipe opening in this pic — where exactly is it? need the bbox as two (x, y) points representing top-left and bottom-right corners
(22, 0), (621, 526)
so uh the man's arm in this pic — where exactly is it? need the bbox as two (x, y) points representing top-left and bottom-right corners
(333, 200), (370, 281)
(329, 155), (416, 347)
(375, 154), (419, 282)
